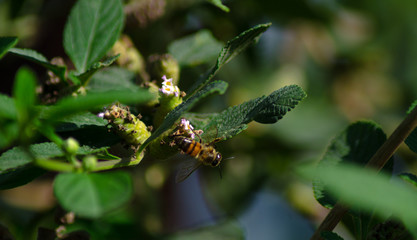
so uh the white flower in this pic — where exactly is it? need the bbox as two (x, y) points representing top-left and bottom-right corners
(97, 112), (105, 118)
(160, 75), (180, 97)
(180, 118), (195, 139)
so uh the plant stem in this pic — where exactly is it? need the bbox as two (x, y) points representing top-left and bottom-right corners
(34, 158), (75, 172)
(310, 106), (417, 240)
(94, 152), (144, 171)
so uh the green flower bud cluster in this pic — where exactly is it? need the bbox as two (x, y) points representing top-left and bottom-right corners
(111, 35), (146, 75)
(153, 75), (184, 127)
(148, 54), (179, 85)
(104, 104), (151, 148)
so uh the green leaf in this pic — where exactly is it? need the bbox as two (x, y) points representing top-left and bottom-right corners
(186, 23), (271, 96)
(0, 94), (17, 119)
(0, 142), (108, 171)
(0, 121), (19, 150)
(63, 0), (124, 73)
(139, 81), (228, 153)
(202, 85), (306, 141)
(53, 171), (132, 218)
(367, 219), (413, 240)
(206, 0), (230, 12)
(55, 112), (107, 132)
(0, 164), (45, 190)
(167, 220), (243, 240)
(95, 149), (120, 160)
(182, 112), (218, 130)
(321, 231), (344, 240)
(399, 173), (417, 188)
(299, 163), (417, 238)
(313, 121), (390, 209)
(43, 88), (153, 122)
(0, 37), (18, 59)
(88, 66), (137, 92)
(76, 54), (120, 86)
(0, 142), (63, 171)
(405, 100), (417, 153)
(251, 85), (307, 124)
(8, 48), (66, 80)
(13, 67), (37, 122)
(168, 30), (223, 67)
(77, 145), (110, 155)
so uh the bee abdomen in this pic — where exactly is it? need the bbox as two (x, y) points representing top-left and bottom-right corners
(175, 137), (201, 157)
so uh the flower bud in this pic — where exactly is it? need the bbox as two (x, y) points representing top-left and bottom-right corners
(64, 137), (79, 155)
(82, 155), (97, 171)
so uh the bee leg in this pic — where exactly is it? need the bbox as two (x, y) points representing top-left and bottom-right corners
(191, 128), (203, 143)
(211, 137), (223, 144)
(169, 126), (182, 139)
(130, 145), (139, 152)
(168, 140), (176, 147)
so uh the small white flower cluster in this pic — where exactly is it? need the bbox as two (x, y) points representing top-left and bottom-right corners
(160, 75), (180, 97)
(180, 118), (195, 139)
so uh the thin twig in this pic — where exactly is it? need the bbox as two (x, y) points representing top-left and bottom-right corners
(310, 106), (417, 240)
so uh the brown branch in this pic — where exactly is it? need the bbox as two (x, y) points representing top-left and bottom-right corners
(310, 105), (417, 240)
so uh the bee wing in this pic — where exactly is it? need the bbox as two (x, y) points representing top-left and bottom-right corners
(175, 158), (202, 183)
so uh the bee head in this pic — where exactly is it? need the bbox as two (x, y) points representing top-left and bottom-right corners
(211, 153), (222, 167)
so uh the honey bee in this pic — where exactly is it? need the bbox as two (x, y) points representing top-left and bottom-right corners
(174, 136), (223, 183)
(171, 119), (223, 183)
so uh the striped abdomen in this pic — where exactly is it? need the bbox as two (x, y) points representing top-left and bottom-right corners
(174, 136), (202, 158)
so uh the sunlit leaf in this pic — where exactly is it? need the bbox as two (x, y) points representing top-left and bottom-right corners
(64, 0), (124, 73)
(202, 85), (306, 141)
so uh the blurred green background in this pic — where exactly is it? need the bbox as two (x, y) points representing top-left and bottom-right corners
(1, 0), (416, 239)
